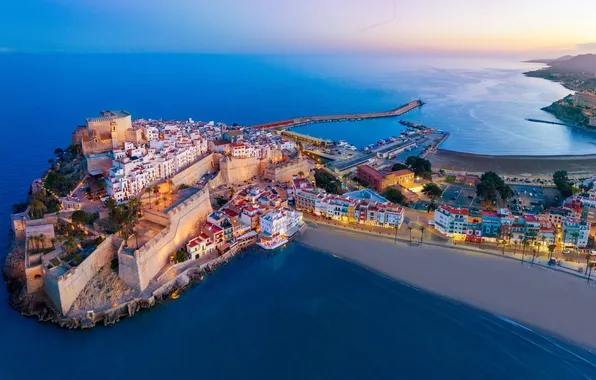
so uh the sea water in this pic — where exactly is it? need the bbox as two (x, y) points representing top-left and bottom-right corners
(1, 54), (596, 379)
(1, 245), (595, 379)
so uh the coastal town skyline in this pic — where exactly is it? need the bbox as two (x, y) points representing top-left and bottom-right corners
(5, 5), (596, 378)
(2, 0), (596, 55)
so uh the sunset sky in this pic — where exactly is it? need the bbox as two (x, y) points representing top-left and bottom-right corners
(2, 0), (596, 55)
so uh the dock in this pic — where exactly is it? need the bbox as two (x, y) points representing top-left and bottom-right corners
(250, 100), (424, 130)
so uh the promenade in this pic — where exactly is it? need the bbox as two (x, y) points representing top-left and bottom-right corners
(250, 100), (423, 130)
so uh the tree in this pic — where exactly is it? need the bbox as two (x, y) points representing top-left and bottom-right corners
(419, 226), (426, 246)
(383, 188), (405, 205)
(391, 163), (409, 172)
(63, 237), (77, 255)
(521, 238), (529, 263)
(500, 239), (507, 255)
(548, 244), (556, 261)
(38, 234), (46, 250)
(172, 249), (188, 264)
(407, 224), (413, 244)
(476, 171), (514, 204)
(422, 183), (443, 199)
(553, 170), (573, 198)
(314, 170), (342, 194)
(297, 171), (305, 178)
(12, 202), (28, 214)
(29, 199), (47, 219)
(71, 210), (87, 228)
(405, 156), (431, 176)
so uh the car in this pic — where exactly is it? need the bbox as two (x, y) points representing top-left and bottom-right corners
(468, 195), (473, 199)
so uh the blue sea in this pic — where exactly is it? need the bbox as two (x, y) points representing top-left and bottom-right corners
(2, 54), (596, 379)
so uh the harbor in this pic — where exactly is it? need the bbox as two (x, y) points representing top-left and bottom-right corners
(250, 100), (424, 130)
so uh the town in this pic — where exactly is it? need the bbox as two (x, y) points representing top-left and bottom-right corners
(8, 105), (596, 327)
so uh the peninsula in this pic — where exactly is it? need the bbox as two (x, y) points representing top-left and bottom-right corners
(5, 101), (596, 350)
(524, 53), (596, 128)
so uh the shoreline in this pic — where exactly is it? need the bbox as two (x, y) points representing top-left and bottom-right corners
(296, 225), (596, 350)
(3, 242), (254, 328)
(427, 149), (596, 176)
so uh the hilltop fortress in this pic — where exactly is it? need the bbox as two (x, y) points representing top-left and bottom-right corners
(12, 110), (312, 321)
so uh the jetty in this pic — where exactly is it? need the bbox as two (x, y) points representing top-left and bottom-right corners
(250, 100), (424, 130)
(525, 118), (576, 128)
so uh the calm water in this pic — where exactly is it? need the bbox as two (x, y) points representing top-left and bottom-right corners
(2, 54), (596, 379)
(2, 245), (596, 380)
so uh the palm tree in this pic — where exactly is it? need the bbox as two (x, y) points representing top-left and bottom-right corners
(393, 223), (399, 244)
(50, 237), (57, 249)
(63, 237), (77, 255)
(146, 186), (154, 208)
(38, 234), (46, 250)
(155, 199), (160, 211)
(407, 224), (413, 244)
(500, 239), (507, 255)
(513, 240), (519, 255)
(521, 238), (529, 264)
(585, 253), (592, 276)
(547, 244), (556, 261)
(298, 171), (305, 178)
(419, 226), (425, 246)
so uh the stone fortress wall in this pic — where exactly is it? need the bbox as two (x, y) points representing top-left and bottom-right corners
(118, 187), (213, 292)
(220, 156), (263, 184)
(44, 235), (123, 315)
(171, 153), (215, 188)
(263, 157), (310, 183)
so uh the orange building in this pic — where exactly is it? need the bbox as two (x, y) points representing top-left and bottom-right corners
(356, 165), (414, 192)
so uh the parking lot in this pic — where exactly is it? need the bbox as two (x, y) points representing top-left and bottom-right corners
(441, 184), (483, 210)
(508, 185), (561, 215)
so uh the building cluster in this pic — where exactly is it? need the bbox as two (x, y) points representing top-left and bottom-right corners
(106, 121), (214, 202)
(433, 205), (591, 249)
(84, 110), (304, 203)
(187, 183), (304, 255)
(295, 178), (405, 229)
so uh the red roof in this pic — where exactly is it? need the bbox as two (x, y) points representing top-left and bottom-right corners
(440, 205), (469, 216)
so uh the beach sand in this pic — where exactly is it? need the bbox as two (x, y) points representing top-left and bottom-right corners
(427, 149), (596, 176)
(297, 225), (596, 349)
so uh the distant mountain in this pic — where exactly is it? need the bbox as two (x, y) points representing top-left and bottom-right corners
(524, 55), (575, 64)
(548, 54), (596, 74)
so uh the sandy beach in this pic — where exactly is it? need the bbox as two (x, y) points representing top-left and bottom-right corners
(297, 225), (596, 349)
(428, 149), (596, 176)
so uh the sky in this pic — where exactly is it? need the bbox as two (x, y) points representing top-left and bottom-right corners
(1, 0), (596, 55)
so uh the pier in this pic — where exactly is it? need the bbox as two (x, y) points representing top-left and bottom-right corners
(250, 100), (424, 130)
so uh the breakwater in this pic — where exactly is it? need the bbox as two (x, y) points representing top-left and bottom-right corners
(250, 100), (423, 130)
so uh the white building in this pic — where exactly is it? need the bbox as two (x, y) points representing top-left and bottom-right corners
(433, 205), (469, 237)
(562, 218), (591, 248)
(186, 233), (216, 259)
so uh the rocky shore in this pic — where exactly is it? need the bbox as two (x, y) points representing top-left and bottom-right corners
(3, 240), (255, 329)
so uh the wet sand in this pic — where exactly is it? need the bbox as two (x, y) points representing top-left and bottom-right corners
(428, 149), (596, 176)
(297, 225), (596, 349)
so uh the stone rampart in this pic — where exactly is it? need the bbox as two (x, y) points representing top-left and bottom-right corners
(118, 187), (213, 292)
(221, 156), (263, 184)
(263, 158), (310, 183)
(171, 153), (214, 188)
(44, 235), (122, 315)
